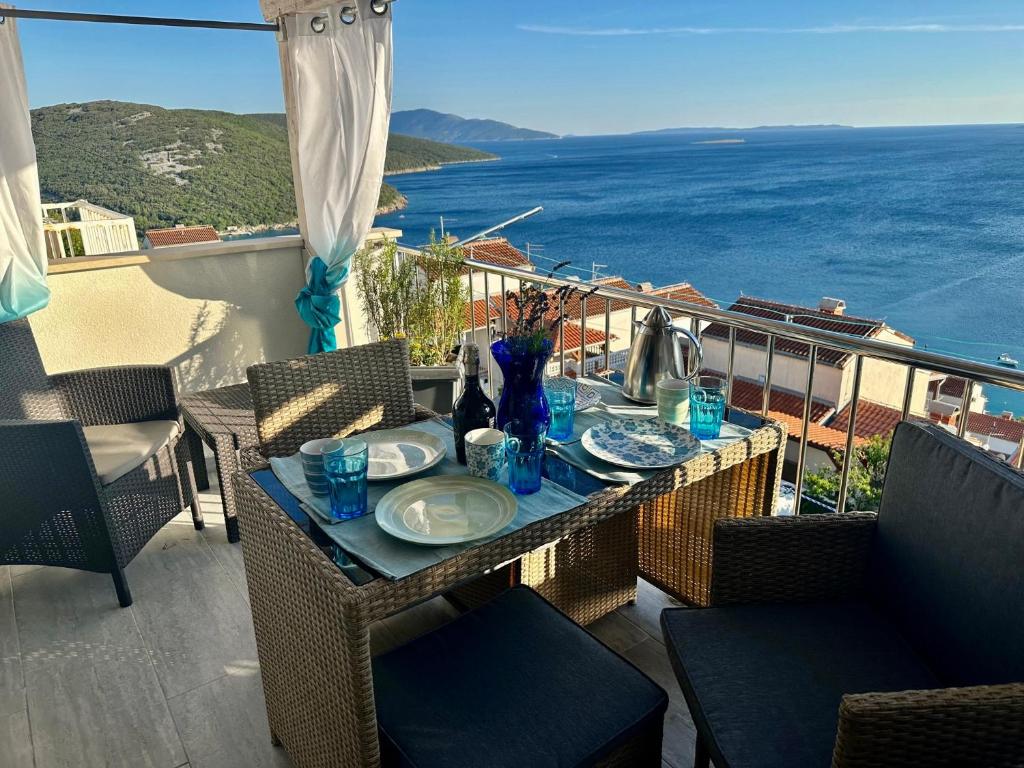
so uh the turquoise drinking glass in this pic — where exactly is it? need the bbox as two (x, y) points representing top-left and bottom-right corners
(503, 423), (546, 495)
(544, 376), (576, 440)
(322, 438), (369, 521)
(688, 376), (726, 440)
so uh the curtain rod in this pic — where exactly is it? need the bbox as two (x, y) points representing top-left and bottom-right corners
(0, 8), (279, 32)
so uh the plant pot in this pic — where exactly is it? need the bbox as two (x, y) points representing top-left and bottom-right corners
(410, 364), (460, 413)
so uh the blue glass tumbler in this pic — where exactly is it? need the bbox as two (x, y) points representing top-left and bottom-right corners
(503, 423), (546, 495)
(322, 438), (369, 521)
(544, 376), (577, 440)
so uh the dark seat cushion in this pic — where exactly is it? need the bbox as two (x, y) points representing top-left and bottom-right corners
(373, 586), (668, 768)
(661, 602), (939, 768)
(869, 421), (1024, 687)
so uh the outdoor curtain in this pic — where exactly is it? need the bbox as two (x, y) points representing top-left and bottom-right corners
(0, 9), (49, 324)
(274, 1), (393, 353)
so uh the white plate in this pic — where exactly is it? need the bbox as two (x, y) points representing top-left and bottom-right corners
(581, 418), (701, 469)
(361, 429), (447, 481)
(575, 382), (602, 411)
(375, 476), (518, 545)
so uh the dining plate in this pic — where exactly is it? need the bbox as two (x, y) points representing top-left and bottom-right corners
(361, 429), (447, 481)
(581, 418), (701, 469)
(375, 476), (518, 545)
(575, 382), (602, 412)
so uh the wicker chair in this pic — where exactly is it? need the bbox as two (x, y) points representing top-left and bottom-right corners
(661, 421), (1024, 767)
(0, 318), (202, 607)
(246, 337), (417, 461)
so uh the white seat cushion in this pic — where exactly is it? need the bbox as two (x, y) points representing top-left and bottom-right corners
(82, 421), (180, 486)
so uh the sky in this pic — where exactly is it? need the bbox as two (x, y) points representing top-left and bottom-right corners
(12, 0), (1024, 135)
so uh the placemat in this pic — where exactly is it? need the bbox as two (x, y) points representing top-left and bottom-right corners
(270, 419), (586, 580)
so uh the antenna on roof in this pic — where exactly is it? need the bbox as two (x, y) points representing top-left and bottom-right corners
(591, 262), (608, 281)
(525, 242), (543, 262)
(453, 206), (543, 248)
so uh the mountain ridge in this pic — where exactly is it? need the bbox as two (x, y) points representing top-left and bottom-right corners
(391, 108), (557, 142)
(31, 100), (495, 234)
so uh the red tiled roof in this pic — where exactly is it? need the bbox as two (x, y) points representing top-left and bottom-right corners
(830, 400), (902, 440)
(554, 322), (615, 354)
(938, 376), (969, 398)
(461, 238), (531, 270)
(464, 296), (501, 330)
(723, 375), (834, 423)
(647, 282), (717, 309)
(966, 412), (1024, 443)
(557, 277), (636, 319)
(703, 296), (888, 368)
(144, 225), (220, 247)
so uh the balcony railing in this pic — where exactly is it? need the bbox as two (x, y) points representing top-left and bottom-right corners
(42, 200), (139, 258)
(458, 256), (1024, 513)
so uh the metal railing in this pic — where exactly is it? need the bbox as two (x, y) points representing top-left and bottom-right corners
(459, 256), (1024, 512)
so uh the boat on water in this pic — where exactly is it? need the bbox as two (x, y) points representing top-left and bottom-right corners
(996, 353), (1019, 368)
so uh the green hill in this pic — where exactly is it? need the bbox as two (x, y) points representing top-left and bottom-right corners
(32, 101), (497, 234)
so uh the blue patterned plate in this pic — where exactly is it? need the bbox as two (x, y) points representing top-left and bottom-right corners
(575, 382), (601, 411)
(581, 418), (700, 469)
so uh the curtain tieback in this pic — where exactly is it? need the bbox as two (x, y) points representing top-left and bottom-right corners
(295, 256), (343, 354)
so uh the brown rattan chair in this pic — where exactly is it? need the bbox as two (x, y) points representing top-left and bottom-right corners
(245, 337), (417, 461)
(0, 318), (202, 607)
(661, 421), (1024, 767)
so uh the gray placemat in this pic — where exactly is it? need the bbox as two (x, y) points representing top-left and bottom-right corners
(548, 377), (752, 484)
(270, 419), (586, 580)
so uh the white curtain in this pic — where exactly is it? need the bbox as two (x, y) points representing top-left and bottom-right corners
(276, 1), (393, 353)
(0, 9), (49, 324)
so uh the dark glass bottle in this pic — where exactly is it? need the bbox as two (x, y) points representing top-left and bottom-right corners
(452, 343), (496, 464)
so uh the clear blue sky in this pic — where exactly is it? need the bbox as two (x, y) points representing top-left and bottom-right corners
(14, 0), (1024, 134)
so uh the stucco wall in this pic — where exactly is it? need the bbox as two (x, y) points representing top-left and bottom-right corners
(30, 239), (310, 394)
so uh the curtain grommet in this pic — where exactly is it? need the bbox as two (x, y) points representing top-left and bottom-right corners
(340, 6), (358, 25)
(310, 15), (327, 33)
(370, 0), (390, 16)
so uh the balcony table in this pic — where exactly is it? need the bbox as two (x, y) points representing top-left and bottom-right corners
(231, 374), (785, 767)
(180, 382), (259, 543)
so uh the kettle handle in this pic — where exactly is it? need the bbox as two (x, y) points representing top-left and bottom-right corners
(671, 325), (703, 381)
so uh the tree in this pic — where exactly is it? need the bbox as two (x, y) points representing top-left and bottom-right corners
(803, 432), (892, 512)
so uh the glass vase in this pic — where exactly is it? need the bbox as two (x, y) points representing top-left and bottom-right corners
(490, 337), (554, 435)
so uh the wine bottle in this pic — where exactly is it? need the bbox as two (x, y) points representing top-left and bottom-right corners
(452, 343), (496, 464)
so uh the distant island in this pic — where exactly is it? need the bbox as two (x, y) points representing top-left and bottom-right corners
(31, 101), (496, 234)
(693, 139), (745, 145)
(391, 108), (558, 142)
(635, 124), (854, 136)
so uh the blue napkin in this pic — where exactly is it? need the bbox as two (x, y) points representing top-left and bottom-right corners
(270, 419), (586, 580)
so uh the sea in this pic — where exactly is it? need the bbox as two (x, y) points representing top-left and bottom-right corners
(375, 125), (1024, 415)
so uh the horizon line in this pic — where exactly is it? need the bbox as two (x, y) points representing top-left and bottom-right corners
(518, 22), (1024, 37)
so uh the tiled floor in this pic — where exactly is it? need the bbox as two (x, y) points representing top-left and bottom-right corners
(0, 459), (697, 768)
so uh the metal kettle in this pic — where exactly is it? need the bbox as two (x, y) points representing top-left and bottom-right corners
(622, 306), (703, 404)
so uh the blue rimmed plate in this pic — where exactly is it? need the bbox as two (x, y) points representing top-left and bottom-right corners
(581, 418), (700, 469)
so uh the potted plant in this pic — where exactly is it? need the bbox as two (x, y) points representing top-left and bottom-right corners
(354, 235), (467, 411)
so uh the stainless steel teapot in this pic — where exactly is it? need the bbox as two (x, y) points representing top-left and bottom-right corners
(622, 306), (703, 404)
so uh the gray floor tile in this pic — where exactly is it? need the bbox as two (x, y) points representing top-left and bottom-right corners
(168, 672), (290, 768)
(587, 611), (649, 654)
(127, 523), (258, 699)
(14, 566), (148, 672)
(617, 578), (685, 642)
(0, 567), (20, 661)
(0, 686), (32, 768)
(623, 637), (697, 768)
(25, 656), (186, 768)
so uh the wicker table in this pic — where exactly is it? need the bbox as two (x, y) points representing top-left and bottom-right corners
(180, 383), (258, 543)
(232, 391), (785, 767)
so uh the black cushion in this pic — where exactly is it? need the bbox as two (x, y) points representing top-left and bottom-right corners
(373, 586), (668, 768)
(869, 421), (1024, 686)
(661, 601), (939, 768)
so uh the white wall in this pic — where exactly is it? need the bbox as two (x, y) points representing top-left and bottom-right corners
(30, 239), (310, 394)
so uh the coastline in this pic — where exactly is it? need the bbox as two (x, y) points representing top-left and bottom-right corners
(383, 156), (499, 177)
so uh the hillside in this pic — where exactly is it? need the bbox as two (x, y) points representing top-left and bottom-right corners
(31, 101), (497, 234)
(391, 108), (557, 142)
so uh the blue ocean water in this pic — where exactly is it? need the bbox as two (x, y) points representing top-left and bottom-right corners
(376, 125), (1024, 414)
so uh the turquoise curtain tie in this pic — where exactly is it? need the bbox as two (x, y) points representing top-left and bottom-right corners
(295, 256), (342, 354)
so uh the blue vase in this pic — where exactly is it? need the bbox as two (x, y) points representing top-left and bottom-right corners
(491, 337), (554, 434)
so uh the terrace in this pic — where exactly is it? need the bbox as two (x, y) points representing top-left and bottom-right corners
(3, 6), (1024, 768)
